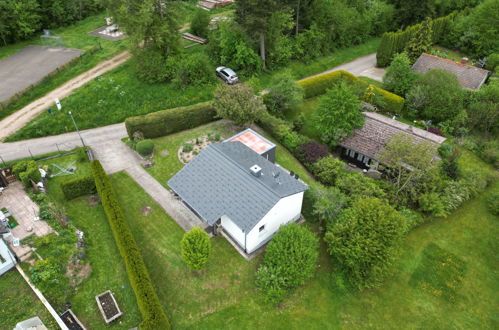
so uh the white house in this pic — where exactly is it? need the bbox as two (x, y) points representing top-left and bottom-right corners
(168, 129), (308, 255)
(0, 238), (16, 276)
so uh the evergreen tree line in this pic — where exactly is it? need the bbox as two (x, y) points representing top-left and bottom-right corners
(0, 0), (103, 46)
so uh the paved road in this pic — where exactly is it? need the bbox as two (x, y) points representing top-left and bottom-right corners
(300, 53), (385, 82)
(0, 123), (126, 162)
(0, 51), (130, 141)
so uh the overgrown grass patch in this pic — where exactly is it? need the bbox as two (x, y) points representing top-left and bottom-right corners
(410, 243), (466, 301)
(7, 61), (216, 141)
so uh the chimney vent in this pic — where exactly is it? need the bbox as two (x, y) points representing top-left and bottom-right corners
(250, 165), (262, 177)
(461, 57), (468, 65)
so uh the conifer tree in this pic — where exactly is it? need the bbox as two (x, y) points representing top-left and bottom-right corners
(405, 18), (433, 62)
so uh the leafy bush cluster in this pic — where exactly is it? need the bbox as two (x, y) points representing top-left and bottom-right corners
(60, 176), (96, 200)
(298, 70), (405, 113)
(256, 224), (319, 304)
(487, 188), (499, 216)
(125, 101), (217, 139)
(213, 84), (267, 126)
(91, 160), (171, 329)
(12, 160), (41, 188)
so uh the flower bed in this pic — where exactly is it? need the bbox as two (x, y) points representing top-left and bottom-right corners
(95, 290), (122, 324)
(178, 133), (223, 164)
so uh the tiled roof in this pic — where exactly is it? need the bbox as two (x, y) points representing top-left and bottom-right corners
(412, 53), (490, 90)
(339, 112), (446, 159)
(168, 142), (308, 232)
(225, 128), (276, 154)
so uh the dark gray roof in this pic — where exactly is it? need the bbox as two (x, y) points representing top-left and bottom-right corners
(412, 53), (490, 90)
(340, 112), (446, 159)
(168, 142), (308, 232)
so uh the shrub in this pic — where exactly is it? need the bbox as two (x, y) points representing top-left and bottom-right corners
(297, 141), (329, 163)
(257, 112), (295, 142)
(182, 143), (193, 153)
(299, 70), (345, 98)
(213, 84), (266, 126)
(336, 172), (387, 200)
(281, 131), (310, 153)
(12, 160), (35, 177)
(16, 162), (42, 188)
(91, 161), (171, 329)
(418, 192), (448, 217)
(312, 187), (349, 225)
(190, 9), (210, 38)
(486, 53), (499, 71)
(256, 224), (319, 304)
(383, 52), (416, 97)
(264, 72), (304, 115)
(126, 101), (216, 139)
(76, 147), (88, 162)
(180, 227), (212, 271)
(173, 53), (214, 88)
(60, 176), (96, 200)
(136, 139), (155, 156)
(325, 197), (406, 289)
(133, 47), (176, 84)
(487, 189), (499, 215)
(311, 156), (346, 186)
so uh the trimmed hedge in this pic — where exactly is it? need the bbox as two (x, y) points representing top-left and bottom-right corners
(298, 70), (405, 113)
(60, 176), (96, 200)
(376, 12), (457, 67)
(125, 101), (216, 139)
(91, 160), (171, 330)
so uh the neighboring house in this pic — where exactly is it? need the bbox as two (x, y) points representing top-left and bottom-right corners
(168, 129), (308, 255)
(339, 112), (446, 169)
(412, 53), (490, 90)
(0, 238), (16, 276)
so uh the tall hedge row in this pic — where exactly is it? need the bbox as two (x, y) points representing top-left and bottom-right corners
(60, 176), (96, 200)
(125, 101), (216, 139)
(91, 160), (170, 330)
(376, 12), (457, 67)
(298, 70), (405, 113)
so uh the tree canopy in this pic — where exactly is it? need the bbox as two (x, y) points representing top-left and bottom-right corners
(213, 84), (267, 126)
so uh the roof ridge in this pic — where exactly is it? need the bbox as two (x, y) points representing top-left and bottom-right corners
(421, 53), (490, 73)
(211, 142), (282, 199)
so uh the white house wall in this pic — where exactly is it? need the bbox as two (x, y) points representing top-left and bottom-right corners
(246, 191), (304, 254)
(0, 240), (16, 276)
(221, 215), (245, 248)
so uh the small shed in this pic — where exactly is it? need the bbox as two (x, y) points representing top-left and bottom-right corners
(225, 128), (277, 163)
(0, 238), (16, 276)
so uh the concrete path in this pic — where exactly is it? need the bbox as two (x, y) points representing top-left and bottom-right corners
(0, 51), (130, 141)
(0, 123), (126, 162)
(92, 140), (207, 232)
(299, 53), (385, 82)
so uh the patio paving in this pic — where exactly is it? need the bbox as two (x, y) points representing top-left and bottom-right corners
(0, 182), (53, 240)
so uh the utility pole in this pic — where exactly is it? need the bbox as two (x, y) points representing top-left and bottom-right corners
(68, 111), (86, 148)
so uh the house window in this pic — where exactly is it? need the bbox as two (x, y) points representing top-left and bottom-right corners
(357, 153), (364, 161)
(259, 225), (265, 232)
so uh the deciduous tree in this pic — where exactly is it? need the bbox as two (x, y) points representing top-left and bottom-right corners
(213, 84), (267, 126)
(383, 52), (417, 97)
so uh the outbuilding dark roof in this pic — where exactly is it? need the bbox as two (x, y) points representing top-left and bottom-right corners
(412, 53), (490, 90)
(168, 142), (308, 232)
(339, 112), (446, 160)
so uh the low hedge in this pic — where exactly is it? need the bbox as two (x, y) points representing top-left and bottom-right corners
(60, 176), (96, 200)
(125, 101), (216, 139)
(298, 70), (405, 114)
(91, 161), (171, 330)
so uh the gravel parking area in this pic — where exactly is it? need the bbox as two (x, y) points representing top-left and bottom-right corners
(0, 45), (82, 103)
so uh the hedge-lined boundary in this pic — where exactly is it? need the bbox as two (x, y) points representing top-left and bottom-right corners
(91, 160), (171, 330)
(125, 101), (216, 139)
(376, 12), (458, 67)
(60, 176), (96, 200)
(298, 70), (405, 113)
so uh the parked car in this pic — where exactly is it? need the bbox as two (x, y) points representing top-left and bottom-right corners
(216, 66), (239, 84)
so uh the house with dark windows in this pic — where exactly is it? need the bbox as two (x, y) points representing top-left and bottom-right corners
(168, 129), (308, 255)
(412, 53), (490, 90)
(339, 112), (446, 170)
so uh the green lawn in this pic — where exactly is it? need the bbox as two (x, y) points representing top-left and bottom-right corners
(24, 153), (142, 329)
(0, 270), (58, 330)
(114, 121), (498, 328)
(0, 13), (127, 121)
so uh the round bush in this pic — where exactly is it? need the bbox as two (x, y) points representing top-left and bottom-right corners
(136, 139), (155, 156)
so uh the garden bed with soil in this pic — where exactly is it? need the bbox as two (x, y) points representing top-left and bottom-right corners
(96, 290), (122, 324)
(178, 133), (223, 164)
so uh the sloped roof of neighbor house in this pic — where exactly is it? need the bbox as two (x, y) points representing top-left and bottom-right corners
(168, 141), (308, 232)
(412, 53), (490, 90)
(339, 112), (446, 160)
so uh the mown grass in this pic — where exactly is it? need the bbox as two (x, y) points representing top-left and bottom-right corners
(0, 270), (58, 330)
(111, 136), (498, 329)
(0, 13), (127, 121)
(25, 153), (142, 329)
